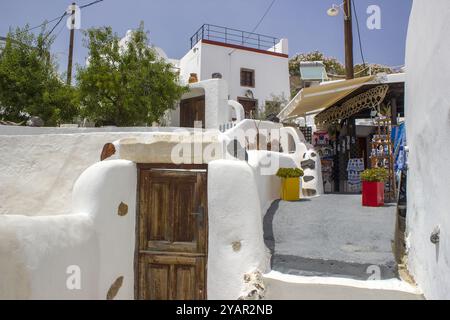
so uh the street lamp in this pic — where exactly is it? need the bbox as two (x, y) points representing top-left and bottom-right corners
(327, 4), (341, 17)
(327, 0), (354, 79)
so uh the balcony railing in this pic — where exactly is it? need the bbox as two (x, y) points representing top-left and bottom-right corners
(190, 24), (280, 52)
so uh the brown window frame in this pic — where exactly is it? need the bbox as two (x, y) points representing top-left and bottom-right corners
(240, 68), (255, 88)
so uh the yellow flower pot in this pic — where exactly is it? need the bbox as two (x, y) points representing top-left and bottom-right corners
(280, 177), (300, 201)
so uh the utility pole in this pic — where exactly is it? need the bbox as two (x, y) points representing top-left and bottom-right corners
(66, 2), (76, 85)
(343, 0), (354, 79)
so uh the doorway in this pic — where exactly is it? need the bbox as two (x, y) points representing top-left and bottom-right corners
(180, 96), (205, 128)
(135, 164), (208, 300)
(238, 97), (258, 119)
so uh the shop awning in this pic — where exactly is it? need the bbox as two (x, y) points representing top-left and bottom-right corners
(278, 75), (375, 121)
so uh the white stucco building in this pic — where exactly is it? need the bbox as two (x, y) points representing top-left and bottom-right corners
(170, 24), (290, 126)
(118, 25), (290, 131)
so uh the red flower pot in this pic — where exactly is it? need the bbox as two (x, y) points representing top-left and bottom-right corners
(362, 181), (385, 207)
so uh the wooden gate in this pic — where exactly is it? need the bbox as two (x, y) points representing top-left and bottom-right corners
(238, 97), (258, 119)
(135, 164), (208, 300)
(180, 96), (205, 128)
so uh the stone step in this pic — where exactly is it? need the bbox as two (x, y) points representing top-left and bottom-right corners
(263, 271), (423, 300)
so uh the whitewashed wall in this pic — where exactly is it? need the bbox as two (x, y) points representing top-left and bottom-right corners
(200, 41), (290, 108)
(207, 160), (270, 299)
(167, 79), (229, 129)
(0, 129), (161, 215)
(405, 0), (450, 299)
(0, 160), (136, 299)
(0, 125), (318, 299)
(179, 42), (202, 84)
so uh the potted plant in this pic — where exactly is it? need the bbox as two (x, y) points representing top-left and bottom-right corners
(276, 168), (304, 201)
(360, 168), (389, 207)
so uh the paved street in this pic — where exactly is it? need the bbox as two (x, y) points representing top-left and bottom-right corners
(264, 194), (398, 280)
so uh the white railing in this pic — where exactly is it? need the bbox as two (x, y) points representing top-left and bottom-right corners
(219, 121), (237, 132)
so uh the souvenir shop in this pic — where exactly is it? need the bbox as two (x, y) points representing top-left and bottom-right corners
(312, 79), (405, 200)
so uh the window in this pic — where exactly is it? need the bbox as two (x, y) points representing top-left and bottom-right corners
(240, 68), (255, 87)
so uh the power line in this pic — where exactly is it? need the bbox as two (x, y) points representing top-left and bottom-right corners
(80, 0), (104, 9)
(250, 0), (276, 33)
(352, 0), (366, 66)
(53, 20), (67, 41)
(43, 12), (67, 41)
(16, 14), (67, 35)
(229, 0), (276, 56)
(15, 0), (104, 36)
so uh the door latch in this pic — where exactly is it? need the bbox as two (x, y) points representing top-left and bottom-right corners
(191, 206), (204, 224)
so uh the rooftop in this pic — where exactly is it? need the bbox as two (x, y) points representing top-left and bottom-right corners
(190, 24), (282, 53)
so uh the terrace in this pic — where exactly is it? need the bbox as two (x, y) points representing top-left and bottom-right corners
(190, 23), (282, 53)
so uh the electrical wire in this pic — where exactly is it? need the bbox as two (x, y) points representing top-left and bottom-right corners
(80, 0), (104, 9)
(352, 0), (366, 66)
(15, 0), (104, 36)
(43, 11), (68, 41)
(16, 13), (67, 35)
(327, 65), (370, 78)
(53, 20), (67, 41)
(250, 0), (276, 34)
(229, 0), (276, 56)
(326, 63), (405, 78)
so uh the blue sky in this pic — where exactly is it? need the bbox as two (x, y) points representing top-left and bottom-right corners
(1, 0), (412, 74)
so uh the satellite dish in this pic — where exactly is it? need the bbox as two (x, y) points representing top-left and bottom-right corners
(327, 5), (340, 17)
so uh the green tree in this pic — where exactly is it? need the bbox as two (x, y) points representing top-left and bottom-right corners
(0, 26), (78, 125)
(288, 51), (397, 97)
(289, 51), (346, 98)
(257, 93), (288, 120)
(77, 24), (187, 126)
(289, 51), (345, 77)
(354, 63), (394, 78)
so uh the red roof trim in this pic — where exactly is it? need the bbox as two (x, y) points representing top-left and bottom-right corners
(201, 39), (288, 58)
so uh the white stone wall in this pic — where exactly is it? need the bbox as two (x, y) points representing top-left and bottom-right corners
(0, 160), (136, 299)
(0, 129), (161, 215)
(0, 126), (317, 299)
(405, 0), (450, 299)
(167, 79), (229, 129)
(179, 42), (202, 85)
(207, 160), (270, 299)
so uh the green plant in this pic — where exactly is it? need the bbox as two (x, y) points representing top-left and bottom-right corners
(0, 25), (79, 125)
(289, 51), (345, 77)
(256, 93), (288, 120)
(76, 23), (187, 126)
(360, 168), (389, 182)
(276, 168), (304, 178)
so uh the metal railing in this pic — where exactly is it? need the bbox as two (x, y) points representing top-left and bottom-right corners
(190, 24), (280, 52)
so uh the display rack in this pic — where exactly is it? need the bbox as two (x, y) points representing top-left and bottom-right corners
(299, 126), (312, 144)
(370, 117), (396, 201)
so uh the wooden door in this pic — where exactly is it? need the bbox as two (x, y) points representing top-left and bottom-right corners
(136, 164), (208, 300)
(238, 98), (257, 119)
(180, 96), (205, 128)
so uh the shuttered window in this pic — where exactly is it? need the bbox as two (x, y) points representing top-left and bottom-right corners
(240, 68), (255, 87)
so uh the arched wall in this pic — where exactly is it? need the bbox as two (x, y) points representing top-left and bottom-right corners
(227, 100), (245, 123)
(0, 122), (322, 299)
